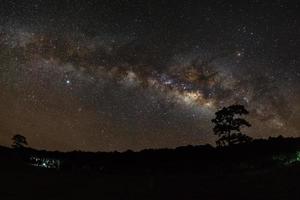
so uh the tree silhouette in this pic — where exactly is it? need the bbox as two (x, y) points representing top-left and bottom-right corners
(12, 134), (28, 148)
(212, 105), (252, 147)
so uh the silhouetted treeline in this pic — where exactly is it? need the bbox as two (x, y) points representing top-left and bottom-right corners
(1, 136), (300, 174)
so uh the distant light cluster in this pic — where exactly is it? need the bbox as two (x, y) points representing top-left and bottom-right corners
(29, 156), (60, 169)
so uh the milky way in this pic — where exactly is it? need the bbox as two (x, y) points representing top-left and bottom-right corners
(0, 1), (299, 151)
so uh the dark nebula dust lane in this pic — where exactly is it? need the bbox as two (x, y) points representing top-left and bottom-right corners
(0, 1), (299, 151)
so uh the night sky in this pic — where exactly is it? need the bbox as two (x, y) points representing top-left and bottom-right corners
(0, 0), (299, 151)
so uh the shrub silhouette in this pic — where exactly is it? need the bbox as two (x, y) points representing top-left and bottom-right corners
(212, 105), (252, 147)
(12, 134), (28, 148)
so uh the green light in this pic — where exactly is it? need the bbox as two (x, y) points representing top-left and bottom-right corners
(296, 151), (300, 161)
(272, 151), (300, 166)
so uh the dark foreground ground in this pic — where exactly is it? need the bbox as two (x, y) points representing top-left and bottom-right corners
(1, 164), (300, 200)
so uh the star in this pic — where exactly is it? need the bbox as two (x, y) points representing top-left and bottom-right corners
(65, 80), (71, 85)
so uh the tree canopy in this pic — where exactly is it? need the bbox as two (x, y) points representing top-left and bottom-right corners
(12, 134), (28, 148)
(212, 105), (252, 147)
